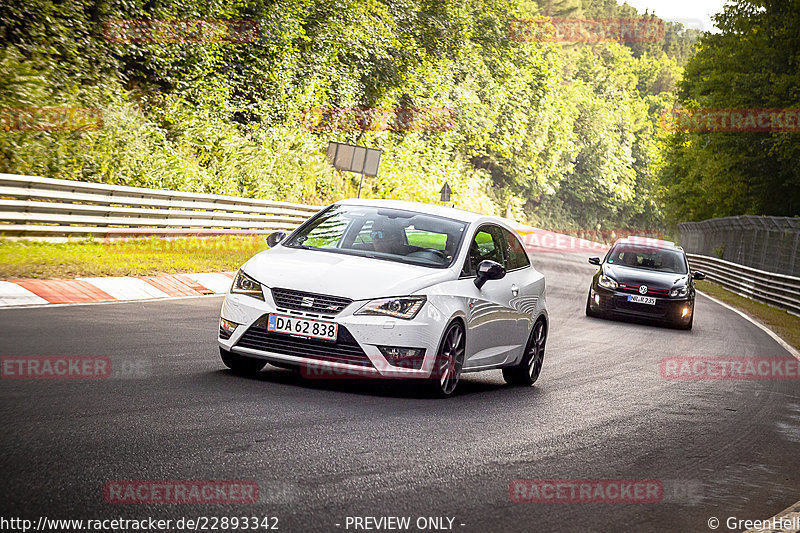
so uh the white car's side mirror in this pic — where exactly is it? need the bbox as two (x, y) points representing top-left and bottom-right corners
(266, 231), (288, 248)
(475, 260), (506, 289)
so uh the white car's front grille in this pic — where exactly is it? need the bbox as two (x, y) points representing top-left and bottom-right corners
(271, 288), (352, 316)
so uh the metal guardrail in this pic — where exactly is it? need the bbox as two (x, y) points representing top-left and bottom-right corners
(0, 174), (321, 236)
(687, 253), (800, 316)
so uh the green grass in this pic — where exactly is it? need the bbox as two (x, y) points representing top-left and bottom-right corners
(695, 280), (800, 351)
(0, 237), (269, 279)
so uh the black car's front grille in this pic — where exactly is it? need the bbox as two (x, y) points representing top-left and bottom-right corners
(235, 315), (372, 367)
(617, 283), (669, 296)
(271, 288), (352, 316)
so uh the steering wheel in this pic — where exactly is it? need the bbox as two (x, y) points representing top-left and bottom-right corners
(422, 248), (448, 261)
(408, 248), (448, 263)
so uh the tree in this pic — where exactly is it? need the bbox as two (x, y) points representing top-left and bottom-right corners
(659, 0), (800, 222)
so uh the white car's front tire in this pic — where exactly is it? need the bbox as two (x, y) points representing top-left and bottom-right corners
(220, 347), (267, 374)
(502, 318), (546, 386)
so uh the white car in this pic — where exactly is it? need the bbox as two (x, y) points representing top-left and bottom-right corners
(218, 199), (548, 396)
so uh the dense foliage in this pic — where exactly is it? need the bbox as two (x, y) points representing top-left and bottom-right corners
(0, 0), (699, 228)
(658, 0), (800, 222)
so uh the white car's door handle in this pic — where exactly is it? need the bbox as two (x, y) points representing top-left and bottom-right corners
(511, 284), (519, 296)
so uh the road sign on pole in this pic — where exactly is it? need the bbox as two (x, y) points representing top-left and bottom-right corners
(440, 182), (452, 203)
(326, 141), (382, 198)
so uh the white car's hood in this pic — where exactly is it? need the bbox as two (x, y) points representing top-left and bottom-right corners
(242, 246), (456, 301)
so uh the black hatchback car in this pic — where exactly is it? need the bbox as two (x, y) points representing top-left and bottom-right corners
(585, 237), (705, 330)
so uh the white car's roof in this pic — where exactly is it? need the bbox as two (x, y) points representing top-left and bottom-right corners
(333, 198), (489, 224)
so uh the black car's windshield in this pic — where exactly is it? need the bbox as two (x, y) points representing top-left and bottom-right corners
(606, 244), (688, 274)
(284, 204), (468, 268)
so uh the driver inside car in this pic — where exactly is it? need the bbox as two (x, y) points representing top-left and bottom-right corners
(371, 219), (407, 255)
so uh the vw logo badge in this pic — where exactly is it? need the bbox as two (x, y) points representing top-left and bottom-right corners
(639, 285), (648, 295)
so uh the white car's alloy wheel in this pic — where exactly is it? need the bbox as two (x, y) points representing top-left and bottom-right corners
(433, 322), (465, 397)
(528, 320), (546, 381)
(503, 319), (546, 386)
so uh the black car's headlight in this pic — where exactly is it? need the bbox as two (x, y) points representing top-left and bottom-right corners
(598, 275), (618, 290)
(230, 270), (265, 300)
(355, 296), (426, 320)
(670, 286), (688, 297)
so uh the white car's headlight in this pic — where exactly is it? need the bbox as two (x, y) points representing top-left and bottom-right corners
(598, 275), (618, 290)
(355, 296), (426, 320)
(230, 270), (265, 300)
(670, 286), (688, 297)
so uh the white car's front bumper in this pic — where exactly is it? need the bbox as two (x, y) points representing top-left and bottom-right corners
(218, 291), (451, 379)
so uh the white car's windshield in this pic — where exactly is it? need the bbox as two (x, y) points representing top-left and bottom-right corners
(284, 205), (468, 268)
(606, 245), (688, 274)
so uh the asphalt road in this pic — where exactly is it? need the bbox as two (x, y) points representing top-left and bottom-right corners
(1, 252), (798, 533)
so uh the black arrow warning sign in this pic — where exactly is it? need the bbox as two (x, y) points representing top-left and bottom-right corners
(439, 182), (452, 203)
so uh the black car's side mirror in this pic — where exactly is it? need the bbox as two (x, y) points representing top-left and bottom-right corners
(266, 231), (288, 248)
(692, 270), (706, 280)
(588, 257), (601, 266)
(474, 260), (506, 289)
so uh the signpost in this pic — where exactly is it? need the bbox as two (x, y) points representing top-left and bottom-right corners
(326, 141), (382, 198)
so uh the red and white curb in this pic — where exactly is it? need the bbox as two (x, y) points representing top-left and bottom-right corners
(0, 272), (234, 308)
